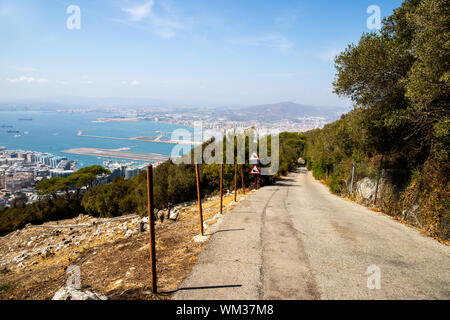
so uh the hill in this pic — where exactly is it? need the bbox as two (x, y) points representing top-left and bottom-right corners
(236, 101), (349, 122)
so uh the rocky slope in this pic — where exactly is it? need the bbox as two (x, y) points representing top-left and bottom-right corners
(0, 191), (250, 300)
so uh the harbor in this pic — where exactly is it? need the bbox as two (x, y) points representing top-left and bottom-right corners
(61, 147), (171, 162)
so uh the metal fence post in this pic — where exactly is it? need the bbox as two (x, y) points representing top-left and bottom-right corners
(234, 162), (238, 202)
(241, 164), (245, 195)
(374, 157), (383, 206)
(195, 164), (204, 235)
(146, 164), (157, 293)
(350, 162), (355, 195)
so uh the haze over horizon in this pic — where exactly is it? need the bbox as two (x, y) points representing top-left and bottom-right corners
(1, 0), (402, 107)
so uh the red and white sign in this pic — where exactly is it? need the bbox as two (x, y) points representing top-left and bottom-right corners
(250, 165), (261, 175)
(249, 151), (260, 164)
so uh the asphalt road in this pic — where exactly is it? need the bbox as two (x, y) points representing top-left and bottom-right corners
(173, 168), (450, 300)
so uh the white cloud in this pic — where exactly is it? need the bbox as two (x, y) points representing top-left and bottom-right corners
(6, 76), (49, 84)
(122, 80), (140, 86)
(118, 0), (184, 39)
(231, 34), (294, 51)
(122, 1), (154, 22)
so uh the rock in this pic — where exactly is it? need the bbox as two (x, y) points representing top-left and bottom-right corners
(135, 222), (145, 234)
(124, 229), (133, 238)
(13, 252), (28, 264)
(355, 177), (377, 203)
(52, 286), (108, 300)
(193, 234), (209, 243)
(169, 209), (179, 221)
(93, 230), (102, 237)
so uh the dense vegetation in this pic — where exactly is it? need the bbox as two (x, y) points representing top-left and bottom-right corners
(0, 132), (306, 235)
(304, 0), (449, 239)
(0, 166), (110, 235)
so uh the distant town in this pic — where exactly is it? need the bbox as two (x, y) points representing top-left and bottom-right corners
(0, 146), (153, 208)
(74, 102), (342, 135)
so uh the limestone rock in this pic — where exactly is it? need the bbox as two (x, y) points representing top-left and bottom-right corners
(52, 286), (108, 300)
(169, 209), (179, 221)
(124, 229), (133, 238)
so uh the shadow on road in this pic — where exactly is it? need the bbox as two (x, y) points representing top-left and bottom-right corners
(160, 284), (243, 295)
(206, 228), (245, 236)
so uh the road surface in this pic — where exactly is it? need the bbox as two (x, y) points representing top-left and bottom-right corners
(173, 168), (450, 300)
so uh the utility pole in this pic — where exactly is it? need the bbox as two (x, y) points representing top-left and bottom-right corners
(195, 164), (204, 235)
(146, 164), (157, 293)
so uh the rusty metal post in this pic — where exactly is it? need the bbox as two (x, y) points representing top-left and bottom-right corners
(241, 164), (245, 195)
(374, 157), (384, 207)
(146, 164), (157, 293)
(234, 162), (238, 202)
(220, 164), (223, 215)
(195, 164), (204, 235)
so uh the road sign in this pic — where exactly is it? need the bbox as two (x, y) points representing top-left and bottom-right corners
(250, 164), (261, 175)
(249, 151), (260, 164)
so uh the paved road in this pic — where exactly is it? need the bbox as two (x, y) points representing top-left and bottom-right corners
(173, 168), (450, 300)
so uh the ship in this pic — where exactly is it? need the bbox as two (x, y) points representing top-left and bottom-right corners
(18, 118), (33, 121)
(7, 130), (20, 133)
(1, 125), (13, 128)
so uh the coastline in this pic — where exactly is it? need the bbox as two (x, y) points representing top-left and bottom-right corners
(61, 147), (171, 162)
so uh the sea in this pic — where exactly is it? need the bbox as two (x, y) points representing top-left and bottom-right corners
(0, 110), (193, 168)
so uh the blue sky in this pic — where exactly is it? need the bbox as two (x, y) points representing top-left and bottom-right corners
(0, 0), (402, 107)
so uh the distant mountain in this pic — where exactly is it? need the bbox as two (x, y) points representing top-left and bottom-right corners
(235, 102), (350, 121)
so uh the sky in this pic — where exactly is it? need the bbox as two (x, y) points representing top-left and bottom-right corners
(0, 0), (403, 107)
